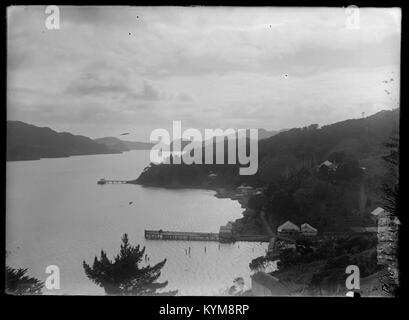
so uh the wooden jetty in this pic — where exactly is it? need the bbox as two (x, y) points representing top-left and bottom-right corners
(145, 230), (219, 241)
(145, 229), (271, 243)
(97, 178), (129, 185)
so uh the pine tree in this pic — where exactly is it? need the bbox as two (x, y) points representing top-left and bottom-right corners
(5, 266), (44, 295)
(83, 234), (177, 295)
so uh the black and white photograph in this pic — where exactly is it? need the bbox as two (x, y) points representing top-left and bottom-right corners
(5, 5), (401, 299)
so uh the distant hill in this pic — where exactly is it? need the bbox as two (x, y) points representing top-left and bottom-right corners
(94, 137), (130, 152)
(94, 137), (154, 152)
(7, 121), (118, 161)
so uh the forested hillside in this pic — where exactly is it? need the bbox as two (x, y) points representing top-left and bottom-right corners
(134, 109), (399, 232)
(136, 109), (398, 187)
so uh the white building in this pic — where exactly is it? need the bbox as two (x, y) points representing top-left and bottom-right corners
(301, 223), (318, 237)
(370, 207), (387, 224)
(316, 160), (338, 173)
(277, 221), (300, 237)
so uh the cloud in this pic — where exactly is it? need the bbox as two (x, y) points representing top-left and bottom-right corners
(66, 75), (129, 96)
(133, 81), (162, 100)
(65, 65), (193, 103)
(175, 92), (194, 102)
(6, 6), (401, 139)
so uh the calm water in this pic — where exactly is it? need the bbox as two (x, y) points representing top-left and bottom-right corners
(6, 150), (267, 295)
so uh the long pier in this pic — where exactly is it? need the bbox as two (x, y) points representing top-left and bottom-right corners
(97, 178), (128, 185)
(145, 230), (219, 241)
(105, 180), (128, 184)
(144, 230), (271, 242)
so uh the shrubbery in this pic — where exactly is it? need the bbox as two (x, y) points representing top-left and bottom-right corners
(277, 235), (377, 270)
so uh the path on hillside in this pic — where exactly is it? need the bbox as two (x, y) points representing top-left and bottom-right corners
(260, 210), (275, 237)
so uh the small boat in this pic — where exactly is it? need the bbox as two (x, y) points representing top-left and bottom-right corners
(97, 178), (107, 185)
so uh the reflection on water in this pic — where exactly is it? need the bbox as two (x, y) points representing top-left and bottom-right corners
(6, 150), (268, 295)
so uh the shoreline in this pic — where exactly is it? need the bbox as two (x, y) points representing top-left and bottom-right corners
(128, 180), (257, 233)
(7, 151), (123, 162)
(7, 148), (158, 162)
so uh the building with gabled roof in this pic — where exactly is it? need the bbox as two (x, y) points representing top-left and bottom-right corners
(371, 207), (386, 217)
(319, 160), (333, 167)
(301, 223), (318, 237)
(370, 207), (388, 225)
(316, 160), (338, 173)
(277, 221), (300, 237)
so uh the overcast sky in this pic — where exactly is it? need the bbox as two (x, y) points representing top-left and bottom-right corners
(7, 6), (401, 140)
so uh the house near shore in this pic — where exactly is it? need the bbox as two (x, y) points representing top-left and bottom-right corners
(225, 221), (233, 229)
(370, 207), (387, 225)
(300, 223), (318, 237)
(219, 222), (234, 242)
(277, 221), (300, 237)
(316, 160), (338, 174)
